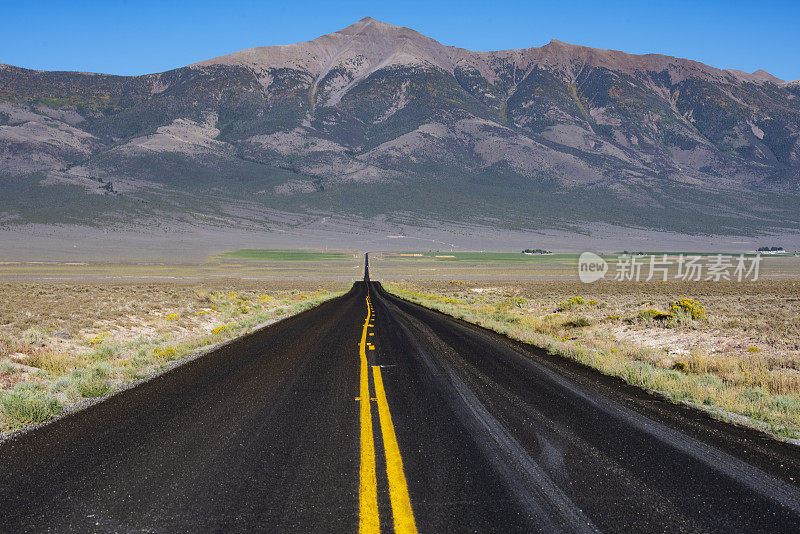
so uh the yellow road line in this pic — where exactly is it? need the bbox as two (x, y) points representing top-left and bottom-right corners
(372, 365), (418, 534)
(359, 297), (379, 534)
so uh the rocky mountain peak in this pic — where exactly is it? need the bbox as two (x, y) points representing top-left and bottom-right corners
(0, 18), (798, 235)
(336, 16), (412, 36)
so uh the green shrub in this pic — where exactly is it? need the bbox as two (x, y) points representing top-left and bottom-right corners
(0, 384), (63, 430)
(72, 365), (113, 398)
(769, 395), (800, 412)
(567, 316), (592, 328)
(699, 374), (723, 387)
(124, 368), (146, 380)
(739, 387), (767, 403)
(89, 344), (118, 362)
(21, 328), (46, 345)
(500, 297), (526, 310)
(672, 361), (688, 372)
(1, 361), (19, 375)
(78, 379), (112, 398)
(639, 309), (670, 321)
(49, 375), (80, 400)
(557, 297), (585, 311)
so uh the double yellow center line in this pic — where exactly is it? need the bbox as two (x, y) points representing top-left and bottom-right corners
(359, 295), (417, 534)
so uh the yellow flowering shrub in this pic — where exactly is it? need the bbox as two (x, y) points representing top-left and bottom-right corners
(87, 333), (106, 346)
(153, 347), (176, 360)
(670, 298), (706, 320)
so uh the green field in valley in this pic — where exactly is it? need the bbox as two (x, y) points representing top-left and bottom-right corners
(380, 252), (584, 263)
(214, 249), (358, 261)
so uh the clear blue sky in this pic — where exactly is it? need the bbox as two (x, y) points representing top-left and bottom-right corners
(2, 0), (798, 81)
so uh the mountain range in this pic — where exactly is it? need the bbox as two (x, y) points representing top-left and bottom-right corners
(1, 17), (799, 238)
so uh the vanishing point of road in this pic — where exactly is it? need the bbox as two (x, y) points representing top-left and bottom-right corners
(2, 255), (800, 532)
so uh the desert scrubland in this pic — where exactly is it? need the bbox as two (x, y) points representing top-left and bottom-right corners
(4, 250), (800, 441)
(0, 277), (349, 434)
(384, 276), (800, 440)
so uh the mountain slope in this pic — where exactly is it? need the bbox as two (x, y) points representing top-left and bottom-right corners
(1, 17), (799, 235)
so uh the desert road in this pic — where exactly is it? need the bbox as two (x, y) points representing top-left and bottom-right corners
(2, 266), (800, 532)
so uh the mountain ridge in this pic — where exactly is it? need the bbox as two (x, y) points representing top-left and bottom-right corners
(2, 17), (790, 84)
(1, 17), (799, 237)
(193, 17), (788, 89)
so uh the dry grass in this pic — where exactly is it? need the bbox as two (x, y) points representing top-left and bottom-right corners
(0, 280), (347, 434)
(384, 279), (800, 439)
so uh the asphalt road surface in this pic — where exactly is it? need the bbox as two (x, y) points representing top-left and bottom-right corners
(2, 264), (800, 532)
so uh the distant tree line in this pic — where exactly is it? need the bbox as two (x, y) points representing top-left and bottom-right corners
(757, 246), (785, 252)
(522, 248), (552, 254)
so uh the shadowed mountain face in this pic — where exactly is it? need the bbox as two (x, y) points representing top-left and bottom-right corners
(1, 17), (799, 234)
